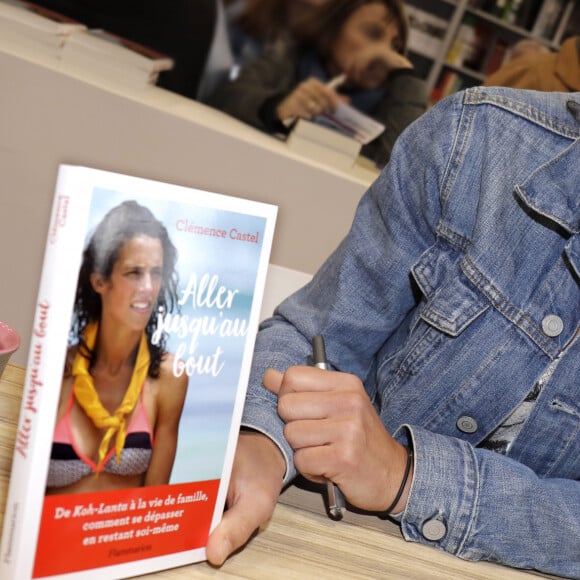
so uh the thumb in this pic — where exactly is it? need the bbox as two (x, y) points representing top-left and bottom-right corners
(205, 501), (258, 566)
(262, 368), (283, 396)
(205, 516), (234, 567)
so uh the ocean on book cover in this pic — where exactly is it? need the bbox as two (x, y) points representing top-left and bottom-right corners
(0, 165), (277, 579)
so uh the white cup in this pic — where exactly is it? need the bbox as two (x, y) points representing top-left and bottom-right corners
(0, 321), (20, 380)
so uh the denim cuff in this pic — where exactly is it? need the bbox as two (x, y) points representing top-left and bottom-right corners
(241, 349), (299, 486)
(397, 424), (478, 555)
(241, 406), (297, 486)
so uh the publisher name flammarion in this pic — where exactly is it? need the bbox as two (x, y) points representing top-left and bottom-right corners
(176, 220), (259, 244)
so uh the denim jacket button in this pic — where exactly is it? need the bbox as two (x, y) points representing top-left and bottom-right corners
(422, 519), (447, 541)
(542, 315), (564, 337)
(456, 415), (478, 433)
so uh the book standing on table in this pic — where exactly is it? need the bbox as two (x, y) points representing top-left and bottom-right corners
(0, 165), (277, 579)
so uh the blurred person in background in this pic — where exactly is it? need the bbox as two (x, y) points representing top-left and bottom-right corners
(506, 38), (549, 63)
(210, 0), (428, 168)
(485, 35), (580, 92)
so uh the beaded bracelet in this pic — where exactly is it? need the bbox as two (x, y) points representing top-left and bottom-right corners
(383, 445), (414, 515)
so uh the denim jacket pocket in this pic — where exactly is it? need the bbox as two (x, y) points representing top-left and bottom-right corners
(419, 279), (489, 337)
(412, 248), (489, 337)
(393, 252), (490, 379)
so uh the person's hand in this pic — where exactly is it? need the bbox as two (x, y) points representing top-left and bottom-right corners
(263, 366), (412, 513)
(275, 77), (348, 123)
(343, 44), (413, 89)
(205, 429), (285, 566)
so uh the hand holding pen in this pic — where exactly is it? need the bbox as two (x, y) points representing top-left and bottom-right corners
(279, 73), (348, 127)
(261, 341), (413, 517)
(207, 334), (413, 566)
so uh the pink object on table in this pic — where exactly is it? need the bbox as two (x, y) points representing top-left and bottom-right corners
(0, 321), (20, 379)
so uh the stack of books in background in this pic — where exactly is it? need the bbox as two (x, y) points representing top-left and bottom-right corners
(0, 0), (174, 89)
(0, 0), (85, 63)
(286, 103), (385, 170)
(60, 29), (174, 89)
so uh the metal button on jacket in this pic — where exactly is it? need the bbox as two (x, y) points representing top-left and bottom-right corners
(542, 315), (564, 337)
(456, 416), (478, 434)
(422, 519), (447, 541)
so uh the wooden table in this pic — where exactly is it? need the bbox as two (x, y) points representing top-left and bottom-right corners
(0, 364), (557, 579)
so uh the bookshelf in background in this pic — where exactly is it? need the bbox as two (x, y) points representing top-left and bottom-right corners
(405, 0), (579, 104)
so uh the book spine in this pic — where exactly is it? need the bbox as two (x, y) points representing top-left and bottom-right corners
(531, 0), (564, 38)
(405, 5), (446, 58)
(514, 0), (542, 29)
(484, 39), (509, 75)
(506, 0), (525, 23)
(0, 167), (88, 579)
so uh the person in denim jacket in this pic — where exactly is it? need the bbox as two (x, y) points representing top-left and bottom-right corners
(207, 86), (580, 579)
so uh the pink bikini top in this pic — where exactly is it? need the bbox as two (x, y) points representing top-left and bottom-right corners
(46, 386), (154, 489)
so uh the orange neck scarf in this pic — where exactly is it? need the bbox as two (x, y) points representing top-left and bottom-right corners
(72, 322), (150, 471)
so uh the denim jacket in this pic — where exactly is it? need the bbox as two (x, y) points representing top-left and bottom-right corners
(242, 86), (580, 579)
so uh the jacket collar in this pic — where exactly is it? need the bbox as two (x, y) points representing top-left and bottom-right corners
(515, 137), (580, 278)
(516, 139), (580, 234)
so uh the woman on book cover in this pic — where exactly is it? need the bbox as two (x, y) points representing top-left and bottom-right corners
(45, 200), (188, 495)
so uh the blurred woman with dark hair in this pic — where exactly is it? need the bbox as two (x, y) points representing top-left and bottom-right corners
(46, 201), (188, 494)
(212, 0), (428, 167)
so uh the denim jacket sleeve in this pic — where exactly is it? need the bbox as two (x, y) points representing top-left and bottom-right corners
(242, 87), (580, 579)
(397, 423), (580, 579)
(241, 87), (449, 479)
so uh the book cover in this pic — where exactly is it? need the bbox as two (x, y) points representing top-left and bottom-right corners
(0, 165), (277, 579)
(317, 102), (385, 146)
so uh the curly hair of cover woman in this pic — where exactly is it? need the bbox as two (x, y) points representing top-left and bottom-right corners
(73, 200), (180, 378)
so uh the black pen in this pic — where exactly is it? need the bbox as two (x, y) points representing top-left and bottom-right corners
(312, 335), (345, 520)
